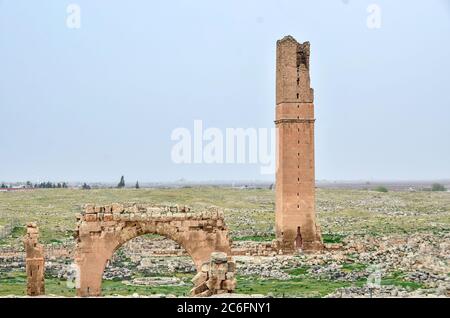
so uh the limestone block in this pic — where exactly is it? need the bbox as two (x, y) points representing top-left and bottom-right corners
(190, 282), (208, 295)
(201, 262), (209, 273)
(225, 272), (234, 280)
(84, 214), (97, 222)
(111, 203), (124, 213)
(192, 272), (208, 286)
(210, 263), (227, 281)
(83, 223), (101, 233)
(26, 227), (39, 234)
(221, 279), (236, 291)
(84, 204), (95, 214)
(206, 276), (222, 290)
(210, 252), (228, 264)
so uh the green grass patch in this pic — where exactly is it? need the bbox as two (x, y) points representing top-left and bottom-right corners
(381, 271), (424, 290)
(373, 186), (388, 193)
(322, 234), (345, 244)
(102, 279), (192, 296)
(0, 271), (195, 297)
(233, 235), (275, 242)
(341, 263), (367, 272)
(286, 266), (310, 276)
(11, 226), (25, 238)
(235, 275), (354, 298)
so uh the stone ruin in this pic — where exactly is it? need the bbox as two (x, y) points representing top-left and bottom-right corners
(74, 203), (232, 297)
(23, 223), (45, 296)
(20, 36), (328, 296)
(190, 252), (236, 297)
(275, 35), (323, 251)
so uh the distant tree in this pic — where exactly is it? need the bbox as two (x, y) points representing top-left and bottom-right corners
(117, 176), (125, 188)
(26, 181), (32, 188)
(62, 182), (68, 188)
(374, 186), (388, 193)
(135, 181), (140, 189)
(431, 183), (446, 192)
(0, 183), (6, 189)
(82, 183), (91, 190)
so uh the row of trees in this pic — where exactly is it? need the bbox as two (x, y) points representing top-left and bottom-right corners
(81, 176), (139, 190)
(0, 181), (68, 189)
(33, 182), (68, 189)
(117, 176), (139, 189)
(373, 183), (447, 193)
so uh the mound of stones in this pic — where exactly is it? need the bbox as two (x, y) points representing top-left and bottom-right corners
(190, 252), (236, 297)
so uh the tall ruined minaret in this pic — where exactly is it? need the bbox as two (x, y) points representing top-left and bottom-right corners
(275, 35), (323, 252)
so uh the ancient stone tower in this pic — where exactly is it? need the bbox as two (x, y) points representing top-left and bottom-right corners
(275, 35), (323, 251)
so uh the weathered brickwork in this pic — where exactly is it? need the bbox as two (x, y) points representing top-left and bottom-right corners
(275, 35), (323, 252)
(23, 223), (45, 296)
(74, 203), (232, 297)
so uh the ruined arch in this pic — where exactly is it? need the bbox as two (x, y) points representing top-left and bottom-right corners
(74, 203), (231, 297)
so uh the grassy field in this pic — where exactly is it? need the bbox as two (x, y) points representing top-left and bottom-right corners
(0, 269), (423, 297)
(0, 187), (448, 297)
(0, 187), (449, 245)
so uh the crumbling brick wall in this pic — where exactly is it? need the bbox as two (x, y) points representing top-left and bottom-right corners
(23, 223), (45, 296)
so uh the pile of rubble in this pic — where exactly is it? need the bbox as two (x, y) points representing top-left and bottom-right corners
(326, 285), (449, 298)
(190, 252), (236, 297)
(123, 276), (185, 287)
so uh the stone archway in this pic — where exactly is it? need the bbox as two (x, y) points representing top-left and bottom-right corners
(74, 203), (231, 297)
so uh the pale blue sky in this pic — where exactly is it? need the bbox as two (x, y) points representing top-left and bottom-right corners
(0, 0), (449, 182)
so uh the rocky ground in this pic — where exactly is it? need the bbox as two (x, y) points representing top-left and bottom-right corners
(2, 233), (448, 297)
(0, 188), (449, 297)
